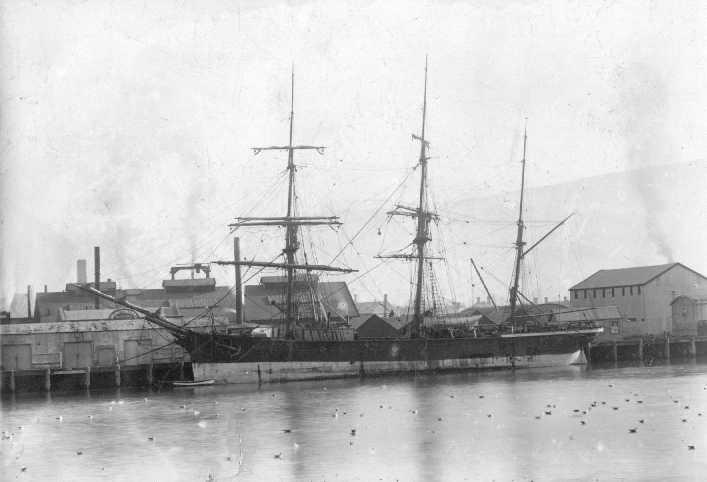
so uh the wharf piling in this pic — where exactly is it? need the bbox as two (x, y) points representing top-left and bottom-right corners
(588, 335), (707, 363)
(2, 362), (190, 394)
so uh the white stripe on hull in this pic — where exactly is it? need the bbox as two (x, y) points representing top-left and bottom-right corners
(193, 350), (586, 385)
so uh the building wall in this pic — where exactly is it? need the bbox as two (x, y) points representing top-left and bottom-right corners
(672, 297), (707, 337)
(0, 317), (219, 371)
(570, 265), (707, 337)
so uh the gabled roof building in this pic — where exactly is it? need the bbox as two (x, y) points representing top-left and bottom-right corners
(244, 276), (358, 325)
(569, 263), (707, 337)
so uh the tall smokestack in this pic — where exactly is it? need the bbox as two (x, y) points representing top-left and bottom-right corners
(383, 294), (388, 316)
(94, 246), (100, 309)
(26, 285), (32, 319)
(77, 259), (87, 284)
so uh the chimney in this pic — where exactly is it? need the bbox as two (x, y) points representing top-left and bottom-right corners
(383, 294), (388, 316)
(94, 246), (100, 309)
(77, 259), (87, 284)
(533, 297), (538, 304)
(563, 296), (568, 302)
(544, 297), (548, 304)
(26, 285), (33, 319)
(44, 285), (47, 293)
(476, 297), (481, 304)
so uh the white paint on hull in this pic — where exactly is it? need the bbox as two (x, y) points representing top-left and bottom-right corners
(193, 350), (586, 385)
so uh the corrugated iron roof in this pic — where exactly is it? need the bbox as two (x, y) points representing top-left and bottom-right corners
(34, 286), (237, 323)
(553, 306), (622, 323)
(569, 263), (705, 290)
(244, 281), (358, 322)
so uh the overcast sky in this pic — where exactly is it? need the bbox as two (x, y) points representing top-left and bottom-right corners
(1, 0), (706, 309)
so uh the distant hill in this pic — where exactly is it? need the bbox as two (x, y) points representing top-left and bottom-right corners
(447, 160), (707, 303)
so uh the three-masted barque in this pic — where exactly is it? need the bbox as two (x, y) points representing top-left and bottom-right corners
(80, 62), (602, 385)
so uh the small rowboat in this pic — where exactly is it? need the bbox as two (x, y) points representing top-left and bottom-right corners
(173, 379), (216, 387)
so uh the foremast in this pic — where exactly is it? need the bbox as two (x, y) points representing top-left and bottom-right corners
(215, 67), (355, 339)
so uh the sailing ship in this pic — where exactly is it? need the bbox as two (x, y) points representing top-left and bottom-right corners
(79, 63), (602, 385)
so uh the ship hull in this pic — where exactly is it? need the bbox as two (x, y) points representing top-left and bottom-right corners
(180, 329), (599, 385)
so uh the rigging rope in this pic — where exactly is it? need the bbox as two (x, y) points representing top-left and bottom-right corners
(328, 166), (417, 265)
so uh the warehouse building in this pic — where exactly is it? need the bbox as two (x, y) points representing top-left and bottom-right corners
(671, 296), (707, 337)
(569, 263), (707, 337)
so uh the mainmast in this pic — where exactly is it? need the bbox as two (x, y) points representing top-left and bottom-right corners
(378, 58), (436, 338)
(215, 66), (355, 339)
(284, 68), (298, 335)
(411, 59), (431, 338)
(509, 127), (528, 325)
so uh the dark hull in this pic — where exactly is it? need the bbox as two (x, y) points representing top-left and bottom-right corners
(179, 330), (596, 363)
(178, 329), (601, 384)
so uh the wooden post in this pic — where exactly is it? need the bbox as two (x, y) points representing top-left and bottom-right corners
(44, 368), (51, 392)
(85, 367), (91, 389)
(638, 338), (644, 362)
(586, 342), (592, 363)
(689, 337), (697, 358)
(234, 237), (243, 325)
(179, 361), (185, 380)
(664, 335), (671, 361)
(146, 363), (154, 386)
(9, 370), (16, 393)
(612, 342), (618, 362)
(114, 363), (121, 387)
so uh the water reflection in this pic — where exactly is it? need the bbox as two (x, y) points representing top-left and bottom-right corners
(2, 363), (707, 481)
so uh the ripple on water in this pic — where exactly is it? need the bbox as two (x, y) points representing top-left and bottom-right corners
(2, 362), (707, 480)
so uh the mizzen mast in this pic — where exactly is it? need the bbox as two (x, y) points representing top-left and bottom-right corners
(509, 126), (528, 326)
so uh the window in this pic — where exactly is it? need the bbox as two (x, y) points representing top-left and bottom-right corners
(583, 290), (587, 299)
(622, 287), (625, 296)
(611, 288), (615, 297)
(593, 289), (597, 298)
(637, 285), (641, 295)
(629, 286), (633, 295)
(602, 288), (606, 298)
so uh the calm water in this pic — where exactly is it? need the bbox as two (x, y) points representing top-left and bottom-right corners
(2, 362), (707, 481)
